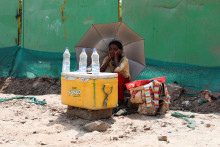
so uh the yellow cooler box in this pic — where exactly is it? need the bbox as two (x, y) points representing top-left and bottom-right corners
(61, 72), (118, 110)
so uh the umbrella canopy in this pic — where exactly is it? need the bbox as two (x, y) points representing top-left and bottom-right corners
(75, 22), (146, 81)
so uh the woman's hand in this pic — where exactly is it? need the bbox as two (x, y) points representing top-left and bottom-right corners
(114, 50), (122, 57)
(108, 51), (114, 59)
(112, 50), (122, 71)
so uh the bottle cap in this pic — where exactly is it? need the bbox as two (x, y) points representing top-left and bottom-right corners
(65, 47), (69, 50)
(93, 48), (96, 50)
(82, 48), (86, 51)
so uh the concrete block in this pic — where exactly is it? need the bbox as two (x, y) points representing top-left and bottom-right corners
(66, 106), (112, 120)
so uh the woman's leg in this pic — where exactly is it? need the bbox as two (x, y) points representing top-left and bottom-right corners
(117, 73), (130, 102)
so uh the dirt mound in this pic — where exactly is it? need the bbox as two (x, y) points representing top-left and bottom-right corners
(190, 99), (220, 113)
(0, 77), (220, 113)
(0, 76), (61, 95)
(168, 83), (220, 113)
(0, 77), (5, 89)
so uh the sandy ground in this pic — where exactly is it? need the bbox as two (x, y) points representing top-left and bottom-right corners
(0, 93), (220, 147)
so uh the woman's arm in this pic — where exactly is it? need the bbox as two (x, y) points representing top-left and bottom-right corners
(113, 55), (119, 71)
(100, 57), (111, 72)
(113, 50), (122, 72)
(114, 56), (128, 73)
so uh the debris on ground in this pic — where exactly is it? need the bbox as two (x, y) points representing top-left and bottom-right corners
(204, 90), (212, 103)
(167, 83), (220, 113)
(0, 96), (46, 105)
(83, 120), (110, 132)
(199, 100), (209, 106)
(0, 93), (219, 146)
(171, 112), (196, 130)
(206, 124), (211, 128)
(114, 109), (127, 116)
(158, 136), (168, 141)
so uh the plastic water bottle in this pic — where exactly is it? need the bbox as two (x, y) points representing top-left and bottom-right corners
(91, 48), (100, 74)
(62, 47), (70, 73)
(79, 48), (87, 73)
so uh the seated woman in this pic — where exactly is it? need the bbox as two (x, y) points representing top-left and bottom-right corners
(100, 40), (130, 103)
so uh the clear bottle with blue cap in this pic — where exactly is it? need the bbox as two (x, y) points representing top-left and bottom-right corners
(91, 48), (100, 73)
(79, 48), (87, 73)
(62, 47), (70, 73)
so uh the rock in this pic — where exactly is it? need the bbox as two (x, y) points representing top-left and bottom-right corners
(51, 108), (57, 111)
(158, 101), (169, 115)
(26, 105), (30, 108)
(125, 131), (130, 134)
(158, 136), (167, 141)
(1, 138), (9, 144)
(138, 103), (158, 116)
(54, 113), (60, 116)
(119, 116), (124, 119)
(119, 135), (124, 138)
(67, 107), (112, 120)
(161, 123), (167, 127)
(143, 125), (151, 130)
(31, 117), (38, 120)
(20, 120), (26, 124)
(128, 123), (133, 126)
(206, 124), (211, 127)
(114, 109), (127, 116)
(38, 141), (47, 145)
(83, 120), (110, 132)
(144, 127), (151, 130)
(166, 83), (183, 100)
(131, 127), (137, 132)
(71, 140), (77, 143)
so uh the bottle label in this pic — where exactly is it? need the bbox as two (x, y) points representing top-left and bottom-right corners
(92, 66), (100, 73)
(79, 66), (86, 72)
(63, 64), (70, 72)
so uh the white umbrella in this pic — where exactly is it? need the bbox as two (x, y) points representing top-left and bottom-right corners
(75, 22), (146, 81)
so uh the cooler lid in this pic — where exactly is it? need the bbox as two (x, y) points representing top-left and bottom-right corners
(61, 72), (118, 79)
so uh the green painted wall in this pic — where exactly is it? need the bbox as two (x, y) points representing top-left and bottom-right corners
(0, 0), (219, 91)
(22, 0), (118, 52)
(123, 0), (220, 67)
(0, 0), (118, 78)
(0, 0), (19, 48)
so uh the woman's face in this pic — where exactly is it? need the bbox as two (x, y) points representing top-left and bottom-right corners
(109, 44), (119, 53)
(108, 44), (122, 57)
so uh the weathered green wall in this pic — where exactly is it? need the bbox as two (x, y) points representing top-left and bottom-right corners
(122, 0), (220, 91)
(22, 0), (118, 52)
(16, 0), (118, 78)
(0, 0), (118, 78)
(0, 0), (219, 91)
(0, 0), (19, 48)
(123, 0), (220, 67)
(0, 0), (19, 77)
